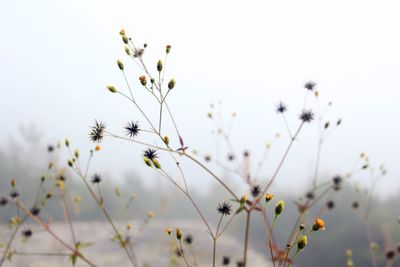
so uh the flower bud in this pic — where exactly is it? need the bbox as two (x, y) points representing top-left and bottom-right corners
(157, 60), (163, 72)
(139, 75), (147, 86)
(264, 194), (274, 203)
(163, 136), (170, 145)
(275, 200), (285, 215)
(166, 45), (171, 54)
(312, 218), (325, 231)
(240, 194), (248, 205)
(124, 46), (131, 55)
(144, 157), (152, 167)
(176, 228), (183, 240)
(117, 60), (124, 71)
(122, 35), (129, 44)
(168, 79), (176, 90)
(107, 85), (117, 93)
(297, 235), (308, 250)
(152, 159), (161, 169)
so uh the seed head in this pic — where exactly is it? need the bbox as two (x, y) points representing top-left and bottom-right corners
(143, 148), (158, 161)
(276, 102), (287, 113)
(30, 206), (41, 216)
(91, 174), (102, 184)
(106, 85), (117, 93)
(22, 228), (33, 239)
(222, 256), (230, 265)
(124, 121), (140, 138)
(0, 197), (9, 207)
(300, 109), (314, 123)
(217, 201), (232, 216)
(184, 234), (193, 244)
(304, 81), (316, 91)
(251, 185), (261, 197)
(89, 120), (106, 143)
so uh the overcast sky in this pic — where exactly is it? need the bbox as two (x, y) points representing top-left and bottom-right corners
(1, 0), (399, 196)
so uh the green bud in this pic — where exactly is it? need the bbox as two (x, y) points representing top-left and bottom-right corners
(166, 45), (171, 54)
(67, 160), (73, 167)
(157, 60), (163, 72)
(117, 60), (124, 71)
(297, 235), (308, 250)
(107, 85), (117, 93)
(168, 79), (176, 90)
(144, 157), (152, 167)
(122, 35), (129, 44)
(275, 200), (285, 215)
(65, 139), (70, 147)
(152, 159), (161, 169)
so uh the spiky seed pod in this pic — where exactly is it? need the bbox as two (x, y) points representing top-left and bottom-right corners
(117, 60), (124, 71)
(275, 200), (285, 215)
(107, 85), (117, 93)
(168, 79), (176, 90)
(157, 60), (163, 72)
(297, 236), (308, 250)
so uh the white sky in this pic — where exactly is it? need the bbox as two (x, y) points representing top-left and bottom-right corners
(0, 0), (399, 196)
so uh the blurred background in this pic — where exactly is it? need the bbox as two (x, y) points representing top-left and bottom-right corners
(1, 0), (400, 266)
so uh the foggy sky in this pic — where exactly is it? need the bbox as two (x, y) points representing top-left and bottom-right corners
(1, 0), (399, 196)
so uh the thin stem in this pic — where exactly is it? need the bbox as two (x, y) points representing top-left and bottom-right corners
(243, 211), (251, 267)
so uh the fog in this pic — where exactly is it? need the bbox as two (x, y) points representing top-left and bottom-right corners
(1, 0), (400, 196)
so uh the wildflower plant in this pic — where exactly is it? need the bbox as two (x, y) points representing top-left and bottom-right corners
(0, 29), (397, 267)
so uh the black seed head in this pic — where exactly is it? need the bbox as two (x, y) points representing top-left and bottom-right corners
(326, 200), (335, 209)
(204, 155), (211, 162)
(143, 148), (158, 161)
(30, 206), (41, 216)
(300, 110), (314, 123)
(333, 176), (342, 185)
(386, 250), (395, 260)
(124, 121), (140, 138)
(251, 185), (261, 197)
(47, 145), (54, 152)
(22, 228), (33, 239)
(222, 256), (230, 265)
(276, 102), (287, 113)
(306, 192), (315, 200)
(10, 191), (20, 199)
(0, 197), (9, 207)
(217, 202), (232, 216)
(352, 202), (359, 209)
(227, 154), (234, 161)
(243, 151), (250, 157)
(89, 120), (106, 143)
(175, 248), (183, 257)
(91, 174), (102, 184)
(304, 81), (316, 91)
(184, 234), (193, 244)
